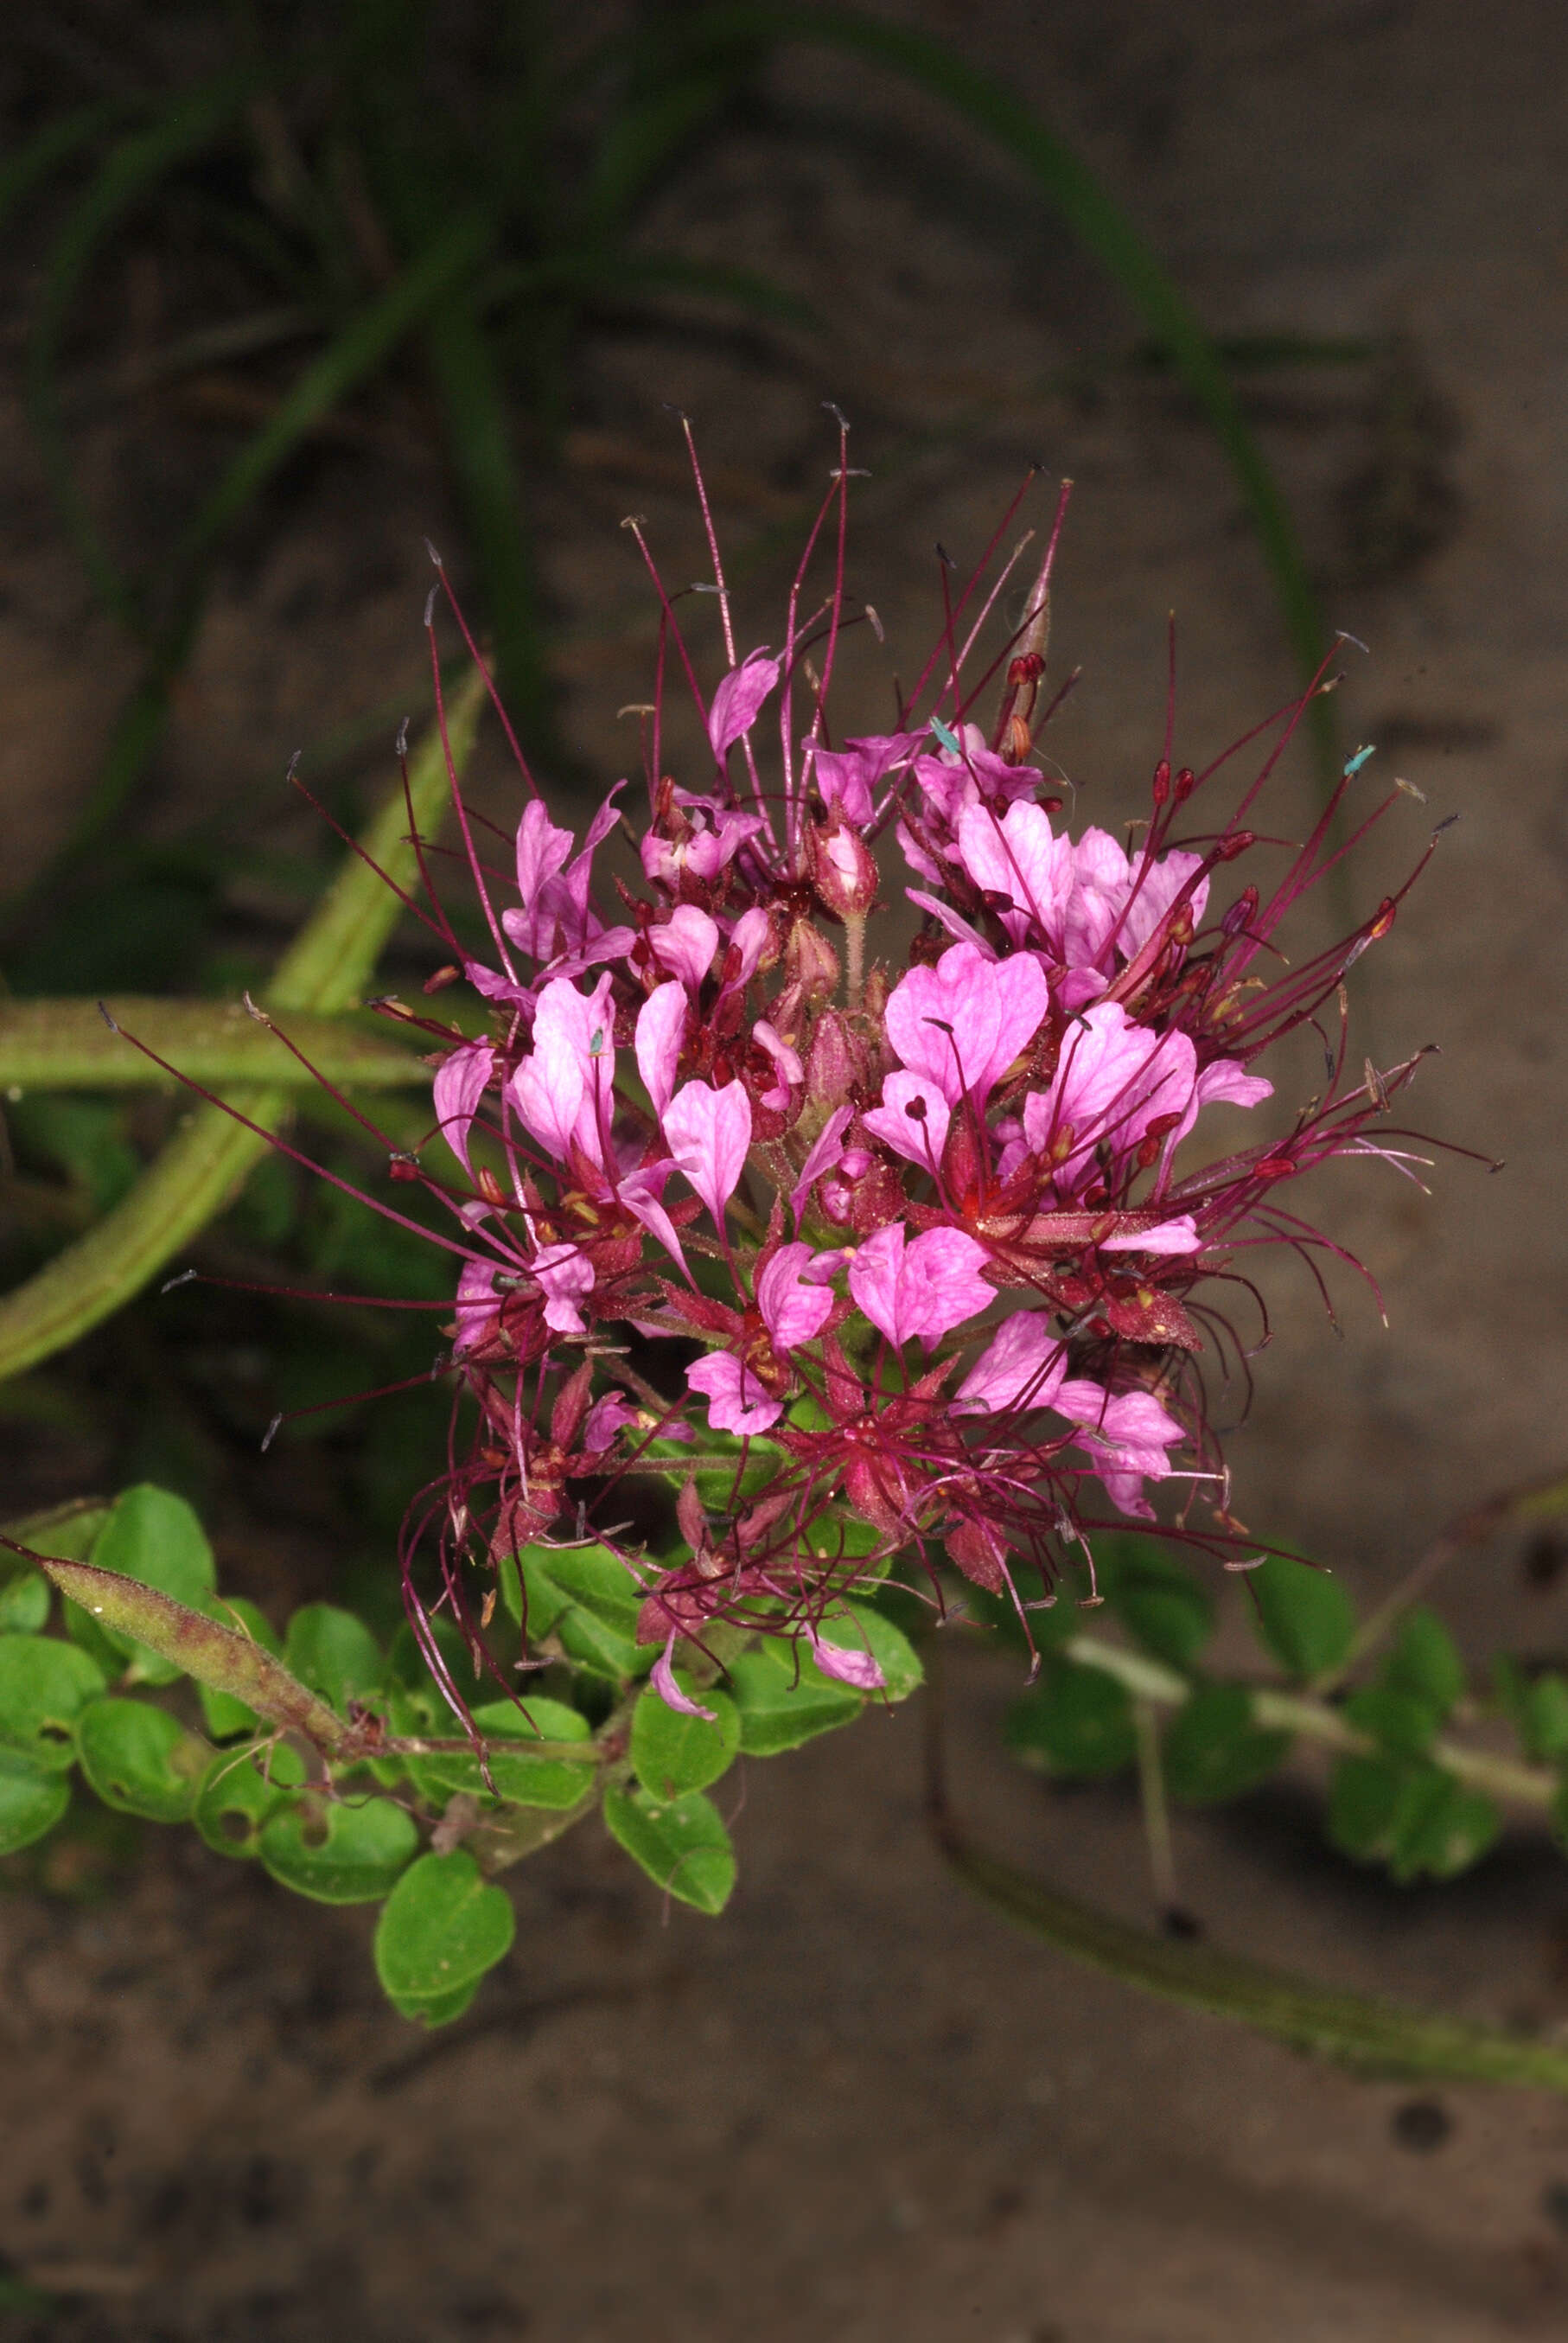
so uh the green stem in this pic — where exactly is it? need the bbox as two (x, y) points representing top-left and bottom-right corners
(0, 667), (486, 1382)
(1065, 1633), (1555, 1811)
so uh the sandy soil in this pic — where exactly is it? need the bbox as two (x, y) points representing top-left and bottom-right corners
(3, 0), (1568, 2334)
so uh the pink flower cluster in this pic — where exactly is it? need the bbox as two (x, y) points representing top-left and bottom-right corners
(373, 434), (1437, 1695)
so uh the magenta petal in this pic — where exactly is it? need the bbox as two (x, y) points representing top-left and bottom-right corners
(862, 1070), (952, 1172)
(953, 1312), (1066, 1415)
(635, 983), (687, 1120)
(807, 1628), (885, 1691)
(1099, 1216), (1201, 1255)
(432, 1039), (494, 1175)
(884, 942), (1048, 1108)
(650, 905), (719, 992)
(653, 1636), (718, 1722)
(662, 1077), (753, 1229)
(530, 1241), (594, 1334)
(707, 648), (781, 757)
(755, 1242), (833, 1351)
(583, 1392), (639, 1452)
(848, 1223), (991, 1351)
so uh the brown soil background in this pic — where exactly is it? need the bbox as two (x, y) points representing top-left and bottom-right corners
(4, 1), (1568, 2334)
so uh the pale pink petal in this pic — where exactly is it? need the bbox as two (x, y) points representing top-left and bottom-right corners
(685, 1351), (784, 1436)
(790, 1104), (852, 1227)
(663, 1078), (753, 1229)
(718, 904), (772, 994)
(884, 942), (1048, 1108)
(708, 648), (781, 757)
(530, 1241), (594, 1334)
(453, 1260), (500, 1356)
(653, 1635), (718, 1722)
(583, 1392), (639, 1452)
(955, 799), (1072, 947)
(862, 1069), (953, 1171)
(807, 1628), (885, 1692)
(635, 983), (687, 1120)
(650, 905), (719, 992)
(953, 1312), (1067, 1415)
(1195, 1059), (1273, 1113)
(849, 1223), (992, 1352)
(1099, 1215), (1202, 1255)
(432, 1039), (494, 1175)
(755, 1242), (833, 1352)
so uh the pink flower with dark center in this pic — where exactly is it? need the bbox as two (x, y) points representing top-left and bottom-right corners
(953, 798), (1074, 948)
(883, 942), (1049, 1113)
(848, 1223), (994, 1352)
(686, 1351), (782, 1436)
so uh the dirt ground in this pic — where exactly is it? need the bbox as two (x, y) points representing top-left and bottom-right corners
(4, 0), (1568, 2334)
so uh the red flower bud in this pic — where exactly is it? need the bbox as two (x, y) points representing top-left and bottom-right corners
(807, 815), (878, 921)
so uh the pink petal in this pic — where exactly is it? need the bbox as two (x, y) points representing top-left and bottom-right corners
(583, 1392), (639, 1452)
(432, 1039), (494, 1176)
(848, 1223), (992, 1352)
(685, 1350), (784, 1436)
(790, 1105), (852, 1227)
(708, 648), (781, 757)
(653, 1636), (718, 1722)
(1099, 1215), (1202, 1255)
(663, 1078), (753, 1230)
(752, 1018), (803, 1111)
(755, 1242), (833, 1351)
(884, 942), (1048, 1108)
(953, 1312), (1067, 1415)
(650, 905), (719, 992)
(862, 1069), (952, 1172)
(636, 984), (687, 1120)
(807, 1628), (885, 1691)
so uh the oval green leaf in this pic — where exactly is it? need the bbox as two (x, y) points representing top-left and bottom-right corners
(1248, 1554), (1356, 1682)
(374, 1849), (514, 2018)
(259, 1793), (417, 1904)
(1101, 1537), (1214, 1671)
(193, 1740), (304, 1858)
(0, 1571), (49, 1634)
(416, 1695), (596, 1811)
(1380, 1606), (1465, 1719)
(75, 1697), (208, 1822)
(727, 1640), (862, 1756)
(602, 1784), (736, 1914)
(1005, 1657), (1135, 1779)
(0, 1633), (105, 1770)
(284, 1603), (382, 1716)
(0, 1751), (70, 1854)
(1162, 1682), (1290, 1805)
(630, 1676), (739, 1802)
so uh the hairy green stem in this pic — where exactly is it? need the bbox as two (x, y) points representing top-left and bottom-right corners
(0, 667), (485, 1382)
(0, 1000), (430, 1092)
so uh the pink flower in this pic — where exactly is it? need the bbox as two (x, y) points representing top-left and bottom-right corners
(953, 799), (1073, 948)
(807, 1625), (886, 1691)
(583, 1392), (640, 1452)
(755, 1242), (834, 1350)
(529, 1241), (594, 1335)
(652, 1636), (718, 1721)
(503, 789), (634, 968)
(752, 1018), (802, 1112)
(1055, 1380), (1184, 1520)
(635, 983), (687, 1121)
(791, 1104), (852, 1226)
(432, 1038), (494, 1175)
(953, 1312), (1068, 1415)
(883, 941), (1048, 1110)
(862, 1070), (952, 1172)
(1022, 1003), (1197, 1193)
(641, 803), (765, 891)
(848, 1223), (993, 1351)
(686, 1351), (783, 1436)
(811, 731), (923, 826)
(708, 648), (781, 757)
(1062, 830), (1208, 976)
(662, 1077), (753, 1230)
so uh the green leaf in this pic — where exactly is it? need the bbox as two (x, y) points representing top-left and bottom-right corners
(75, 1698), (208, 1822)
(259, 1794), (418, 1905)
(0, 1751), (71, 1854)
(415, 1696), (596, 1810)
(1344, 1686), (1439, 1759)
(1004, 1657), (1135, 1779)
(602, 1784), (736, 1915)
(1326, 1751), (1405, 1861)
(193, 1741), (305, 1860)
(374, 1849), (515, 2021)
(1522, 1674), (1568, 1763)
(1330, 1753), (1499, 1881)
(284, 1603), (382, 1715)
(0, 1634), (105, 1770)
(1162, 1683), (1290, 1805)
(515, 1543), (655, 1682)
(1248, 1555), (1356, 1682)
(79, 1484), (217, 1685)
(726, 1639), (863, 1756)
(195, 1595), (282, 1740)
(630, 1677), (739, 1802)
(0, 1571), (49, 1633)
(815, 1600), (923, 1701)
(1100, 1539), (1214, 1672)
(1380, 1607), (1465, 1720)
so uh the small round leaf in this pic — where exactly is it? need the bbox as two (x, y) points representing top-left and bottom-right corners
(193, 1742), (304, 1859)
(75, 1698), (208, 1822)
(283, 1604), (382, 1716)
(374, 1849), (515, 2016)
(1005, 1658), (1135, 1779)
(630, 1677), (739, 1802)
(0, 1572), (49, 1634)
(259, 1793), (417, 1904)
(602, 1784), (736, 1914)
(0, 1752), (70, 1855)
(1248, 1555), (1355, 1682)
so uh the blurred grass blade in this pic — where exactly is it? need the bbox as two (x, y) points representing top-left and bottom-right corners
(41, 208), (492, 881)
(0, 1001), (429, 1092)
(0, 98), (136, 227)
(0, 666), (485, 1384)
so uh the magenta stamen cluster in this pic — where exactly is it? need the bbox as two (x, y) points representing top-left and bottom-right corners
(352, 422), (1442, 1704)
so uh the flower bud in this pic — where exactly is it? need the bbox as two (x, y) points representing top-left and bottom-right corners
(807, 815), (878, 921)
(785, 913), (840, 1002)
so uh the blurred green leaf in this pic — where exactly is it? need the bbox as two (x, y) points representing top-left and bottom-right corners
(1100, 1538), (1214, 1672)
(0, 1573), (50, 1635)
(284, 1603), (383, 1716)
(1379, 1607), (1465, 1721)
(193, 1741), (304, 1860)
(75, 1697), (208, 1823)
(0, 1752), (72, 1855)
(1247, 1555), (1356, 1682)
(0, 1635), (105, 1771)
(1330, 1753), (1499, 1882)
(1163, 1683), (1290, 1806)
(1344, 1686), (1440, 1760)
(1005, 1657), (1135, 1780)
(602, 1783), (736, 1914)
(374, 1848), (515, 2022)
(630, 1676), (739, 1803)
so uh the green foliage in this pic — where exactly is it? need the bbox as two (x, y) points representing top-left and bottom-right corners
(72, 1484), (217, 1686)
(818, 1600), (924, 1701)
(1380, 1607), (1466, 1719)
(602, 1784), (736, 1915)
(727, 1639), (863, 1756)
(258, 1794), (418, 1905)
(0, 1636), (105, 1770)
(629, 1678), (740, 1803)
(1163, 1685), (1290, 1806)
(0, 1571), (49, 1634)
(0, 1752), (72, 1855)
(1005, 1658), (1136, 1779)
(509, 1542), (657, 1682)
(75, 1699), (209, 1823)
(193, 1743), (305, 1860)
(412, 1697), (596, 1811)
(284, 1604), (383, 1714)
(1343, 1686), (1440, 1760)
(374, 1851), (515, 2025)
(1100, 1539), (1214, 1671)
(1247, 1555), (1356, 1682)
(1329, 1754), (1499, 1884)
